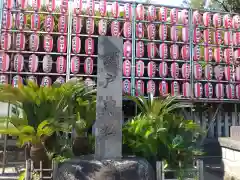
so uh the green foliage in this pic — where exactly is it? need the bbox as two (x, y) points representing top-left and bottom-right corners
(123, 94), (204, 170)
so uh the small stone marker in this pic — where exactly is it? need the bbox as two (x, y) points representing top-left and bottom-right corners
(95, 36), (123, 159)
(230, 126), (240, 141)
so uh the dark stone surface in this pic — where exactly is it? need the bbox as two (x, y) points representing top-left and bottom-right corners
(55, 156), (155, 180)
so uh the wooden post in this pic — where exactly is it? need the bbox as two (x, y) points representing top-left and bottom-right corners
(25, 160), (31, 180)
(39, 161), (43, 180)
(156, 161), (163, 180)
(52, 160), (58, 180)
(197, 160), (204, 180)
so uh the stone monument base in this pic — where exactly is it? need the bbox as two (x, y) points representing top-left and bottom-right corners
(55, 155), (155, 180)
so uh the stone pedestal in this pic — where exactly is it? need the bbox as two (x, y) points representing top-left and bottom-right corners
(55, 156), (155, 180)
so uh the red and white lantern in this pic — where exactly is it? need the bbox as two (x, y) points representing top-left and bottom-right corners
(235, 66), (240, 81)
(223, 14), (232, 29)
(111, 20), (120, 37)
(124, 3), (132, 20)
(227, 84), (236, 99)
(123, 79), (131, 94)
(213, 47), (223, 63)
(159, 43), (168, 59)
(84, 57), (93, 75)
(99, 0), (106, 16)
(159, 24), (167, 41)
(86, 18), (94, 35)
(215, 83), (224, 99)
(236, 84), (240, 99)
(72, 16), (82, 34)
(193, 28), (201, 43)
(136, 4), (144, 20)
(194, 62), (202, 80)
(41, 76), (52, 87)
(233, 15), (240, 29)
(72, 36), (81, 54)
(170, 44), (179, 60)
(171, 26), (179, 41)
(136, 23), (144, 39)
(170, 8), (178, 24)
(46, 0), (56, 12)
(56, 56), (66, 74)
(86, 0), (95, 16)
(193, 45), (201, 61)
(16, 0), (28, 10)
(136, 41), (144, 58)
(42, 55), (53, 73)
(181, 45), (190, 60)
(32, 0), (41, 11)
(203, 12), (211, 27)
(31, 13), (41, 31)
(204, 47), (213, 62)
(111, 2), (120, 18)
(147, 24), (156, 40)
(29, 33), (39, 51)
(194, 82), (203, 98)
(203, 29), (211, 44)
(171, 81), (180, 96)
(159, 81), (168, 96)
(16, 12), (26, 30)
(224, 48), (233, 64)
(213, 13), (221, 28)
(224, 31), (233, 46)
(135, 80), (144, 96)
(85, 38), (94, 55)
(0, 75), (8, 85)
(224, 66), (234, 81)
(147, 42), (157, 59)
(2, 10), (12, 29)
(214, 65), (224, 80)
(70, 56), (80, 74)
(28, 54), (38, 73)
(180, 9), (189, 25)
(147, 80), (156, 96)
(204, 83), (213, 98)
(13, 54), (24, 72)
(43, 35), (53, 52)
(123, 22), (132, 38)
(58, 15), (68, 33)
(182, 27), (189, 43)
(204, 64), (213, 80)
(233, 32), (240, 46)
(123, 40), (132, 58)
(98, 19), (107, 36)
(214, 30), (222, 45)
(136, 60), (145, 77)
(147, 5), (156, 21)
(12, 75), (23, 88)
(159, 7), (168, 22)
(170, 62), (179, 78)
(44, 15), (54, 32)
(147, 61), (156, 77)
(123, 60), (131, 77)
(57, 35), (67, 53)
(159, 62), (168, 78)
(193, 10), (201, 26)
(182, 82), (191, 98)
(182, 63), (190, 79)
(1, 33), (11, 50)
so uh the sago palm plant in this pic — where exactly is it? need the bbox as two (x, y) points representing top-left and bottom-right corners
(0, 80), (90, 168)
(123, 93), (204, 172)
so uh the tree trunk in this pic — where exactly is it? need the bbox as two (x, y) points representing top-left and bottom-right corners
(30, 143), (50, 170)
(72, 137), (89, 156)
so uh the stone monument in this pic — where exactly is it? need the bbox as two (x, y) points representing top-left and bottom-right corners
(95, 36), (123, 160)
(55, 37), (155, 180)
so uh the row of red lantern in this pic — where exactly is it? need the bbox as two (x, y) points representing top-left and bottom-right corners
(124, 79), (240, 99)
